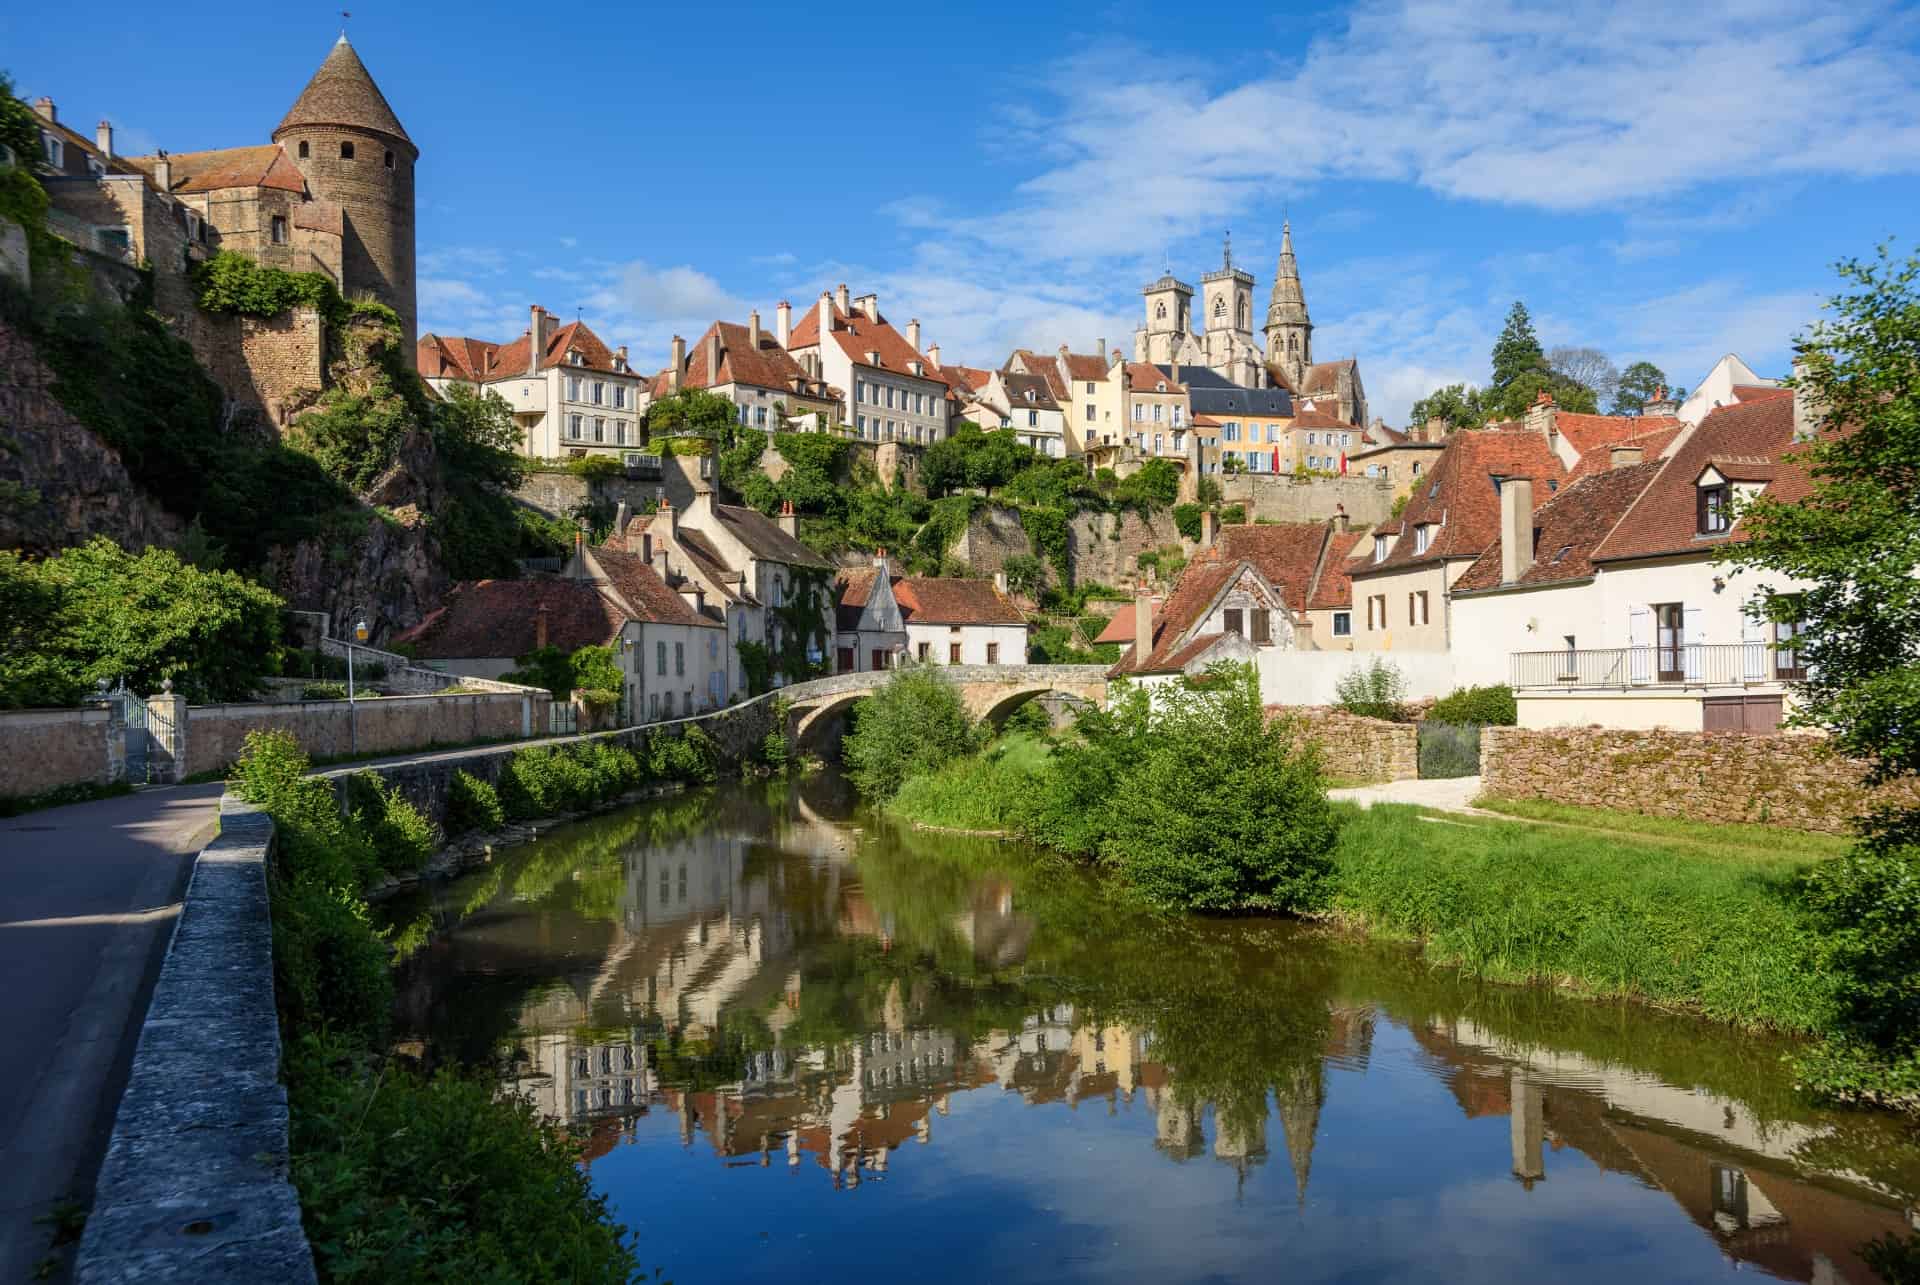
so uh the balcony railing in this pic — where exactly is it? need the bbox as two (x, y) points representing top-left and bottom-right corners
(1511, 644), (1805, 690)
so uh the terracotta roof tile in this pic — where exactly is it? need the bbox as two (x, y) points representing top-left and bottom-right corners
(1094, 600), (1156, 644)
(476, 314), (635, 381)
(791, 300), (950, 396)
(1733, 384), (1792, 403)
(1551, 410), (1682, 460)
(1109, 556), (1238, 676)
(1453, 460), (1665, 593)
(834, 568), (880, 631)
(590, 548), (714, 625)
(1353, 429), (1566, 575)
(1286, 407), (1352, 431)
(1002, 372), (1060, 411)
(1217, 522), (1331, 614)
(1005, 351), (1071, 400)
(417, 334), (497, 381)
(1590, 396), (1804, 563)
(680, 320), (833, 400)
(393, 579), (623, 660)
(274, 35), (415, 152)
(1306, 530), (1371, 611)
(1566, 421), (1687, 481)
(1122, 362), (1182, 393)
(1061, 352), (1110, 382)
(891, 577), (1027, 626)
(127, 144), (307, 195)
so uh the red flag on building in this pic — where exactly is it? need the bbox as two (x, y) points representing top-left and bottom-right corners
(1339, 451), (1348, 475)
(1272, 446), (1280, 472)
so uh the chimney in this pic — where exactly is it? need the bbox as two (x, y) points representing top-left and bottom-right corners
(660, 495), (678, 539)
(527, 306), (546, 377)
(818, 292), (833, 336)
(534, 603), (549, 651)
(706, 332), (721, 384)
(928, 342), (941, 367)
(855, 293), (878, 322)
(1609, 444), (1644, 470)
(749, 309), (762, 350)
(1133, 582), (1154, 656)
(836, 283), (851, 313)
(679, 584), (705, 615)
(650, 532), (669, 582)
(777, 499), (798, 539)
(1524, 388), (1556, 438)
(907, 318), (921, 351)
(613, 500), (631, 546)
(153, 150), (172, 192)
(873, 546), (889, 575)
(614, 344), (628, 371)
(1171, 359), (1181, 386)
(994, 569), (1009, 595)
(1791, 357), (1824, 442)
(775, 300), (792, 348)
(1199, 507), (1218, 548)
(1424, 416), (1447, 442)
(1334, 504), (1350, 535)
(1500, 477), (1535, 585)
(96, 120), (113, 159)
(668, 334), (685, 391)
(1643, 384), (1680, 418)
(31, 97), (54, 123)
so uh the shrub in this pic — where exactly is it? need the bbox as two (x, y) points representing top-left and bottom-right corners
(271, 879), (393, 1049)
(1417, 722), (1482, 779)
(1219, 503), (1247, 525)
(577, 741), (644, 798)
(285, 1037), (637, 1284)
(648, 726), (718, 783)
(498, 747), (563, 820)
(842, 667), (981, 801)
(1794, 836), (1920, 1105)
(1334, 656), (1410, 722)
(1171, 502), (1205, 541)
(443, 770), (504, 835)
(301, 681), (349, 701)
(344, 771), (437, 877)
(231, 731), (380, 891)
(1428, 684), (1516, 726)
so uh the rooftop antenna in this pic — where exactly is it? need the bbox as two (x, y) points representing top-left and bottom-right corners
(1224, 228), (1232, 270)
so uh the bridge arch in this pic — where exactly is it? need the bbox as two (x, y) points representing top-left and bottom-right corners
(776, 665), (1109, 758)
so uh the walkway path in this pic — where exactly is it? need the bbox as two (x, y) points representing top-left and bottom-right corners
(1329, 775), (1484, 813)
(0, 782), (224, 1282)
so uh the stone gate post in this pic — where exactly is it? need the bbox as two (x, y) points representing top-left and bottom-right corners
(145, 682), (190, 784)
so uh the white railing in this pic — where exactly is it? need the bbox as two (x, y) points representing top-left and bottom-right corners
(1511, 644), (1804, 689)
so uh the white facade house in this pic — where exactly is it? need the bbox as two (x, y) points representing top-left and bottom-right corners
(835, 564), (1029, 669)
(786, 287), (954, 443)
(1676, 353), (1780, 427)
(962, 370), (1067, 457)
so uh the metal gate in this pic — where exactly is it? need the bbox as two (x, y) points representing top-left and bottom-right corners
(1418, 720), (1482, 779)
(103, 683), (160, 783)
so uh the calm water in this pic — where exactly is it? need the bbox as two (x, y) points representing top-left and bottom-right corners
(384, 776), (1920, 1285)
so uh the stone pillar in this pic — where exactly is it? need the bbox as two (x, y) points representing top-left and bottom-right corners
(1510, 1071), (1545, 1187)
(145, 683), (189, 784)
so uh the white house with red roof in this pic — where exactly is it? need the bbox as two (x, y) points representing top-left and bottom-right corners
(418, 304), (649, 460)
(649, 310), (840, 429)
(785, 286), (955, 443)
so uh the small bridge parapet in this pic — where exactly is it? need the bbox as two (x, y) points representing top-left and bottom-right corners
(778, 665), (1108, 749)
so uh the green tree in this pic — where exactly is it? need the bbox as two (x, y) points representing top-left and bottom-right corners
(502, 643), (622, 702)
(432, 384), (526, 491)
(1723, 243), (1920, 1106)
(0, 72), (42, 170)
(1001, 553), (1045, 599)
(0, 550), (85, 708)
(1115, 457), (1182, 508)
(921, 424), (1037, 497)
(1407, 383), (1483, 433)
(645, 387), (738, 443)
(1612, 360), (1686, 414)
(842, 666), (982, 801)
(1490, 301), (1545, 390)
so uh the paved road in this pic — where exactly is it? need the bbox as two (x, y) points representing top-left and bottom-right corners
(0, 783), (223, 1282)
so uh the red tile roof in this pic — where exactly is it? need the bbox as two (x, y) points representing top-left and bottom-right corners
(1094, 600), (1155, 644)
(1353, 429), (1566, 575)
(127, 144), (308, 195)
(417, 334), (497, 381)
(1005, 351), (1070, 400)
(1551, 410), (1682, 460)
(892, 577), (1027, 626)
(1062, 352), (1111, 382)
(274, 35), (415, 152)
(1217, 522), (1332, 614)
(1590, 395), (1805, 564)
(476, 314), (635, 381)
(1565, 421), (1687, 481)
(1122, 362), (1182, 394)
(1453, 460), (1664, 593)
(790, 300), (951, 394)
(944, 365), (994, 394)
(1285, 407), (1354, 431)
(834, 567), (883, 631)
(1109, 556), (1241, 675)
(1002, 372), (1060, 411)
(590, 548), (715, 624)
(1733, 384), (1792, 403)
(1306, 530), (1371, 611)
(679, 320), (833, 399)
(394, 579), (624, 660)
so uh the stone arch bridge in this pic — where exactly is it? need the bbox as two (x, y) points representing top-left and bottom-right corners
(777, 665), (1110, 750)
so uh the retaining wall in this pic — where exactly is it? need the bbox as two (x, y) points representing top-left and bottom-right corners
(1480, 725), (1920, 835)
(1274, 706), (1418, 782)
(0, 705), (121, 799)
(75, 799), (316, 1283)
(186, 690), (547, 779)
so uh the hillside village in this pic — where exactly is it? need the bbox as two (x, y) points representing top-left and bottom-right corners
(0, 34), (1823, 738)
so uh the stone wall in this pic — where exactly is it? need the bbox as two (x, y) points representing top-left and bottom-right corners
(0, 706), (121, 799)
(1220, 473), (1397, 527)
(184, 689), (548, 779)
(1272, 705), (1418, 783)
(1480, 726), (1920, 835)
(955, 504), (1185, 589)
(511, 467), (668, 528)
(181, 308), (326, 429)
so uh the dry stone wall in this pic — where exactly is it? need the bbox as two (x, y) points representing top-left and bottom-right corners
(1220, 473), (1397, 526)
(1271, 705), (1418, 783)
(1480, 726), (1920, 835)
(0, 706), (121, 799)
(956, 505), (1185, 589)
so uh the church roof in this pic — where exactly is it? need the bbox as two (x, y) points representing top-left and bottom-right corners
(274, 35), (416, 155)
(1155, 366), (1294, 417)
(1266, 221), (1310, 327)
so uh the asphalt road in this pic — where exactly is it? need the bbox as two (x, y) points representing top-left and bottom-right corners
(0, 783), (223, 1282)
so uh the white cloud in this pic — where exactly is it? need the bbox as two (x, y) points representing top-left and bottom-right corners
(593, 262), (745, 325)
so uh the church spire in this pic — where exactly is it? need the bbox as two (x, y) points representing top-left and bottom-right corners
(1267, 220), (1309, 326)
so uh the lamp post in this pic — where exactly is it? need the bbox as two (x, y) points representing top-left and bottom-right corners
(346, 608), (369, 755)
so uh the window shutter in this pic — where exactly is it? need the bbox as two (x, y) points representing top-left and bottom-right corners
(1628, 605), (1652, 683)
(1683, 606), (1705, 681)
(1741, 596), (1768, 680)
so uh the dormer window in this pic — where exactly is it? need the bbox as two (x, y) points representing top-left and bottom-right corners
(1697, 467), (1733, 534)
(86, 155), (105, 176)
(1414, 524), (1432, 555)
(1155, 381), (1167, 392)
(42, 132), (62, 167)
(1373, 534), (1390, 563)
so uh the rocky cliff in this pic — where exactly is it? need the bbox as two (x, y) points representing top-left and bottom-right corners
(955, 504), (1187, 588)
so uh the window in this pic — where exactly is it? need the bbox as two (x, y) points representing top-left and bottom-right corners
(1132, 404), (1144, 423)
(856, 414), (866, 435)
(568, 414), (583, 439)
(1414, 524), (1432, 555)
(1332, 611), (1352, 637)
(1251, 610), (1271, 644)
(1410, 591), (1429, 626)
(674, 642), (685, 677)
(593, 417), (605, 443)
(1224, 608), (1243, 636)
(340, 141), (354, 159)
(383, 148), (394, 169)
(1154, 434), (1164, 453)
(1308, 432), (1317, 446)
(1174, 433), (1186, 454)
(1366, 594), (1387, 630)
(614, 386), (627, 409)
(1655, 602), (1686, 681)
(615, 421), (626, 446)
(755, 406), (768, 426)
(1085, 404), (1095, 422)
(41, 132), (62, 167)
(1698, 480), (1733, 534)
(1028, 410), (1038, 427)
(297, 140), (309, 159)
(986, 642), (1000, 663)
(656, 641), (667, 676)
(1412, 461), (1422, 476)
(1173, 405), (1184, 426)
(566, 376), (580, 401)
(1373, 535), (1389, 562)
(1152, 404), (1163, 423)
(592, 381), (604, 405)
(885, 386), (896, 409)
(917, 641), (930, 662)
(270, 214), (288, 244)
(1774, 598), (1807, 679)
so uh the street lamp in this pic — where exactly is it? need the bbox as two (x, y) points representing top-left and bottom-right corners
(346, 608), (369, 755)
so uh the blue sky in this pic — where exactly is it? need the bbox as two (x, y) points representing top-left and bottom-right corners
(9, 0), (1920, 424)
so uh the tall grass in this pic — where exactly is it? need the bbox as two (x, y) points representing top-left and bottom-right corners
(888, 732), (1052, 832)
(1326, 804), (1838, 1033)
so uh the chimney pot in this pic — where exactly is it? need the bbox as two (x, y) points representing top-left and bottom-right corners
(749, 309), (762, 350)
(614, 344), (628, 369)
(836, 283), (850, 312)
(907, 318), (921, 351)
(1334, 504), (1350, 534)
(775, 300), (792, 349)
(31, 97), (54, 123)
(95, 119), (113, 159)
(928, 342), (941, 366)
(669, 334), (686, 392)
(153, 151), (172, 192)
(776, 499), (798, 539)
(1500, 477), (1536, 585)
(854, 293), (878, 322)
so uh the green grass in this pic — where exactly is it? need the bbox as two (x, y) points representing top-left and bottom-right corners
(1472, 796), (1854, 861)
(887, 732), (1053, 832)
(1325, 803), (1838, 1033)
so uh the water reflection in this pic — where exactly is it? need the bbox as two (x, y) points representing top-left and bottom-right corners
(386, 777), (1920, 1285)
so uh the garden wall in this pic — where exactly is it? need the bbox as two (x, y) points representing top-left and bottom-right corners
(185, 690), (548, 780)
(1479, 726), (1920, 835)
(0, 705), (121, 799)
(1272, 706), (1418, 783)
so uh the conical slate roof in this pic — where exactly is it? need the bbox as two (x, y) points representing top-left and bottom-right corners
(274, 35), (415, 154)
(1276, 1059), (1324, 1206)
(1266, 221), (1311, 327)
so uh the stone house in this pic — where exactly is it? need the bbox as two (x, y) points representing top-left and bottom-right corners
(650, 311), (840, 429)
(1006, 346), (1117, 455)
(832, 558), (1029, 670)
(1450, 386), (1816, 731)
(955, 370), (1067, 457)
(1163, 366), (1292, 476)
(24, 99), (204, 283)
(833, 557), (909, 674)
(1348, 429), (1445, 501)
(785, 286), (955, 444)
(418, 305), (648, 460)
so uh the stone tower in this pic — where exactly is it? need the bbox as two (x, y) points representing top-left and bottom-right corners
(1201, 232), (1258, 385)
(1263, 221), (1313, 389)
(273, 35), (418, 364)
(1137, 271), (1193, 365)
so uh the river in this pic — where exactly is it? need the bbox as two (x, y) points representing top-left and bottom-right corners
(382, 774), (1920, 1284)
